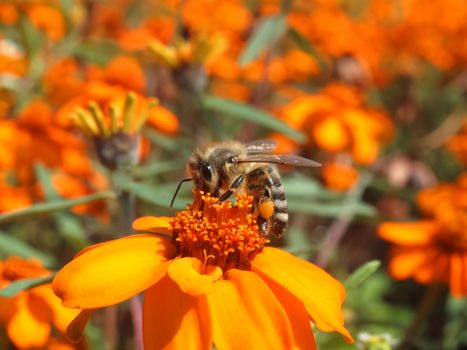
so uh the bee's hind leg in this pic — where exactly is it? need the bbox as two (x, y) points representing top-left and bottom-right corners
(257, 216), (269, 236)
(218, 175), (245, 202)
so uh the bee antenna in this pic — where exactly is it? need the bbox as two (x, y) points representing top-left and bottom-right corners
(170, 178), (193, 208)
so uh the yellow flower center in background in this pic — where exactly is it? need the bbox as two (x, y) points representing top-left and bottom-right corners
(2, 256), (49, 281)
(171, 191), (269, 272)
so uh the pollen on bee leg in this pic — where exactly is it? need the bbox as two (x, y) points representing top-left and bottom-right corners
(259, 199), (274, 219)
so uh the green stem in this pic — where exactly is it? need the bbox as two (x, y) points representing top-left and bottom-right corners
(398, 283), (446, 350)
(116, 183), (144, 350)
(315, 172), (372, 267)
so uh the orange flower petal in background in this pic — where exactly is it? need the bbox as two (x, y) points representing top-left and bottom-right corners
(208, 269), (294, 350)
(450, 253), (467, 297)
(103, 55), (146, 93)
(7, 293), (51, 349)
(143, 275), (212, 350)
(413, 250), (449, 285)
(32, 285), (81, 334)
(53, 234), (175, 308)
(25, 5), (65, 41)
(387, 246), (435, 280)
(321, 162), (359, 191)
(147, 105), (180, 135)
(252, 247), (353, 342)
(312, 117), (350, 152)
(378, 221), (440, 245)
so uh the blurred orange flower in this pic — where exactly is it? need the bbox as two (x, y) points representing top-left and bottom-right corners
(321, 162), (359, 191)
(279, 83), (393, 164)
(379, 174), (467, 296)
(119, 17), (175, 51)
(0, 99), (108, 216)
(0, 257), (80, 349)
(53, 191), (353, 348)
(0, 100), (94, 184)
(0, 2), (65, 41)
(54, 55), (179, 135)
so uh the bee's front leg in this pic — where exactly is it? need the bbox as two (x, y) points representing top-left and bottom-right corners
(218, 175), (245, 202)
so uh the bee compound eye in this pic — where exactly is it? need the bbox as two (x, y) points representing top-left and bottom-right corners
(200, 162), (213, 181)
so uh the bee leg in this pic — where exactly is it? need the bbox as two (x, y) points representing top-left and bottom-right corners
(257, 216), (269, 235)
(218, 175), (245, 202)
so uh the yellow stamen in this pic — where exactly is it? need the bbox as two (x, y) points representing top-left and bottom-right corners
(74, 107), (100, 136)
(171, 191), (269, 273)
(89, 102), (110, 137)
(109, 103), (119, 133)
(123, 92), (137, 133)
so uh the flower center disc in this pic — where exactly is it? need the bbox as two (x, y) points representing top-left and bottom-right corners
(171, 191), (269, 272)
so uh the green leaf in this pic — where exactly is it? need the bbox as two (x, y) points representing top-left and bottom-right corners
(0, 192), (116, 225)
(74, 39), (120, 65)
(288, 28), (328, 71)
(144, 130), (191, 153)
(35, 164), (60, 200)
(201, 95), (305, 142)
(282, 175), (342, 200)
(132, 159), (185, 178)
(0, 232), (55, 266)
(288, 199), (376, 218)
(0, 275), (54, 297)
(112, 175), (190, 210)
(239, 15), (287, 66)
(345, 260), (381, 288)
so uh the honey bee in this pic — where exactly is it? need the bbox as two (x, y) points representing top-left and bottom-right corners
(171, 140), (320, 237)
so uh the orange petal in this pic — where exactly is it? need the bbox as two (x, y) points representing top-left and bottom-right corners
(0, 295), (16, 324)
(378, 221), (439, 245)
(132, 216), (172, 235)
(413, 249), (449, 285)
(53, 234), (174, 308)
(143, 275), (212, 350)
(207, 269), (294, 350)
(252, 247), (352, 342)
(7, 292), (51, 349)
(349, 127), (379, 165)
(450, 253), (467, 297)
(168, 258), (222, 296)
(31, 285), (81, 333)
(388, 246), (430, 280)
(147, 106), (180, 135)
(312, 117), (350, 153)
(66, 309), (93, 343)
(259, 273), (317, 349)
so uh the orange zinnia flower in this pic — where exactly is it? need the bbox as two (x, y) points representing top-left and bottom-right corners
(0, 257), (80, 349)
(0, 2), (65, 41)
(279, 83), (393, 164)
(53, 191), (353, 349)
(379, 175), (467, 296)
(321, 162), (359, 192)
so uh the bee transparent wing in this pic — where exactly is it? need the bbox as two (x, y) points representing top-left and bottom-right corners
(245, 140), (278, 154)
(238, 154), (321, 167)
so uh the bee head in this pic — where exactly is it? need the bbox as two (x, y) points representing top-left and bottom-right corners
(187, 150), (218, 194)
(187, 142), (244, 195)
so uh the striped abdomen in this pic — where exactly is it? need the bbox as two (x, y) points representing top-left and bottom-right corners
(246, 165), (288, 237)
